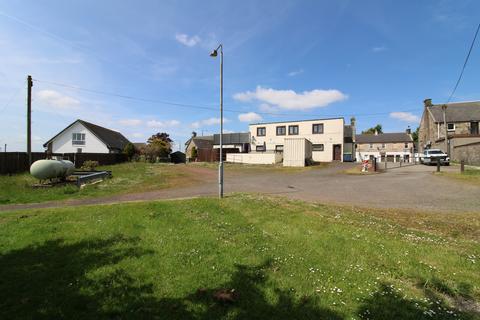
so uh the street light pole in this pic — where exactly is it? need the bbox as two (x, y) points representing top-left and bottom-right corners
(210, 44), (224, 198)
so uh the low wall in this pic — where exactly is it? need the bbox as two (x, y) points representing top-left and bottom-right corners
(226, 153), (282, 165)
(453, 142), (480, 166)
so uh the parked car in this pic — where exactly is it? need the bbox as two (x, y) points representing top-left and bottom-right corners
(421, 149), (450, 166)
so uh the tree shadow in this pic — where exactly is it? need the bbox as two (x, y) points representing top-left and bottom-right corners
(357, 282), (477, 320)
(0, 239), (343, 319)
(0, 235), (154, 319)
(169, 260), (344, 320)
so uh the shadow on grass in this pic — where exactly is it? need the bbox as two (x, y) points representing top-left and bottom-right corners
(358, 283), (477, 320)
(0, 238), (477, 319)
(0, 236), (155, 319)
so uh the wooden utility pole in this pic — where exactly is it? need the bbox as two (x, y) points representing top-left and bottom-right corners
(27, 75), (33, 166)
(442, 104), (448, 156)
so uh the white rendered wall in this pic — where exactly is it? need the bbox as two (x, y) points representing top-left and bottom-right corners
(50, 122), (109, 153)
(249, 118), (344, 162)
(226, 153), (282, 164)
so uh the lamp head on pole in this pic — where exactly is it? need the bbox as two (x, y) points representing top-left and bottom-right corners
(209, 49), (218, 57)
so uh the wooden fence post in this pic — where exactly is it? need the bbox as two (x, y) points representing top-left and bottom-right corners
(461, 160), (465, 173)
(437, 161), (440, 172)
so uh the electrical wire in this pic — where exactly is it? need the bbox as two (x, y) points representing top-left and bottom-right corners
(446, 23), (480, 103)
(33, 78), (419, 119)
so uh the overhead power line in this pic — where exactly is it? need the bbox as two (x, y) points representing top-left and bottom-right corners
(447, 23), (480, 103)
(33, 78), (419, 119)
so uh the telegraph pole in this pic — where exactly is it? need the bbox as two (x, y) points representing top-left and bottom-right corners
(27, 75), (33, 166)
(442, 104), (448, 156)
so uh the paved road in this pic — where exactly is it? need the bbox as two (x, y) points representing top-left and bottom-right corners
(1, 163), (479, 212)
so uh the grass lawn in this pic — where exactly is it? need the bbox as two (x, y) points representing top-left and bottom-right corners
(0, 162), (194, 205)
(436, 169), (480, 186)
(0, 194), (478, 319)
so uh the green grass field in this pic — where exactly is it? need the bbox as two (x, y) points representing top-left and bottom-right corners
(1, 194), (478, 319)
(437, 169), (480, 186)
(0, 162), (192, 205)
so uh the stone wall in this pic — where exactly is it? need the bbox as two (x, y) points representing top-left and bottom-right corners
(452, 142), (480, 166)
(357, 142), (413, 153)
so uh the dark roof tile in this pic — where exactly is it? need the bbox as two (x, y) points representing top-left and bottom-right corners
(429, 101), (480, 122)
(356, 132), (412, 144)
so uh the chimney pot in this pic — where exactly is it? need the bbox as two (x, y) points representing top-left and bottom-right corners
(424, 98), (432, 107)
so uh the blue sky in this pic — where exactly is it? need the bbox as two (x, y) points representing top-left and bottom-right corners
(0, 0), (479, 151)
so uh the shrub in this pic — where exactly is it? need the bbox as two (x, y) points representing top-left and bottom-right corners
(123, 142), (136, 160)
(81, 160), (99, 171)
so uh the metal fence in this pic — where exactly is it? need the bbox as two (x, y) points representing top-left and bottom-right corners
(0, 152), (128, 175)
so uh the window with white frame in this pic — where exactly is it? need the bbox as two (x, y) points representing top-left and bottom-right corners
(276, 126), (286, 136)
(72, 133), (86, 145)
(447, 123), (455, 131)
(312, 144), (324, 151)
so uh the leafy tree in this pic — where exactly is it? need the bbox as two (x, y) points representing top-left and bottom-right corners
(191, 146), (198, 160)
(145, 132), (172, 161)
(362, 124), (383, 134)
(123, 142), (136, 160)
(411, 127), (419, 143)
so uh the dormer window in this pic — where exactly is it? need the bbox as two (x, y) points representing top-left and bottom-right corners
(447, 123), (455, 131)
(72, 133), (85, 145)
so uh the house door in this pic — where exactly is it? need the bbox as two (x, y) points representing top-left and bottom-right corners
(333, 144), (342, 161)
(471, 122), (479, 135)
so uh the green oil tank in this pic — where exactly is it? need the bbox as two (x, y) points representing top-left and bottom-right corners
(30, 159), (75, 180)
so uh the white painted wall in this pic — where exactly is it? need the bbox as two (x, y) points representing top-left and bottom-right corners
(249, 118), (344, 162)
(50, 122), (109, 153)
(226, 153), (282, 164)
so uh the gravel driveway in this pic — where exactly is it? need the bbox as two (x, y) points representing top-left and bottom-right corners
(1, 163), (479, 213)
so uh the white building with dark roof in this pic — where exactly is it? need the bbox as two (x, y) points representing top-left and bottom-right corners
(43, 119), (131, 154)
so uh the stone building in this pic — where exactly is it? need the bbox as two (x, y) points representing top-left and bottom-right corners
(356, 131), (414, 163)
(418, 99), (480, 165)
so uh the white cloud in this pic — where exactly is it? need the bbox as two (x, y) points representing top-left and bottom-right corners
(132, 132), (144, 138)
(233, 86), (347, 110)
(372, 46), (387, 52)
(35, 90), (80, 110)
(118, 119), (142, 126)
(147, 119), (181, 128)
(258, 103), (278, 113)
(288, 69), (304, 77)
(238, 112), (262, 122)
(175, 33), (201, 47)
(191, 117), (230, 128)
(390, 112), (420, 123)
